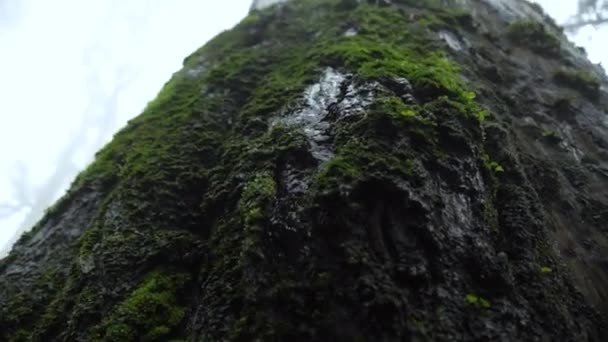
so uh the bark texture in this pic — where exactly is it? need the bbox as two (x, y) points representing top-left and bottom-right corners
(1, 0), (608, 341)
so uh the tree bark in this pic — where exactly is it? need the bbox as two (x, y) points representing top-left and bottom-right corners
(1, 0), (607, 340)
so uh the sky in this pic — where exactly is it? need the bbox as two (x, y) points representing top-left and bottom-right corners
(0, 0), (606, 255)
(535, 0), (608, 65)
(0, 0), (251, 254)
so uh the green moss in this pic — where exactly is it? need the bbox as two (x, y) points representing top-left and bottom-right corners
(418, 8), (474, 31)
(424, 95), (487, 123)
(477, 109), (490, 122)
(313, 138), (416, 195)
(78, 224), (102, 260)
(72, 74), (196, 188)
(482, 153), (504, 174)
(324, 39), (468, 102)
(2, 1), (505, 339)
(465, 294), (491, 309)
(1, 294), (35, 330)
(238, 173), (277, 261)
(553, 68), (601, 101)
(239, 12), (262, 27)
(301, 6), (489, 196)
(239, 53), (318, 123)
(1, 263), (74, 340)
(26, 279), (100, 340)
(94, 270), (190, 342)
(371, 96), (420, 119)
(240, 173), (277, 226)
(33, 268), (64, 291)
(309, 5), (488, 124)
(541, 266), (553, 274)
(507, 20), (561, 57)
(70, 0), (488, 196)
(314, 155), (364, 192)
(393, 0), (444, 8)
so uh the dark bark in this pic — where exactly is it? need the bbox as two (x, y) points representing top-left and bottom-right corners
(1, 0), (607, 341)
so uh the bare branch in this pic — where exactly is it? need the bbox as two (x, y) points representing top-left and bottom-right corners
(563, 16), (608, 31)
(567, 0), (608, 30)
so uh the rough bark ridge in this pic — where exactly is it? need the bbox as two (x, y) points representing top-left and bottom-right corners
(1, 0), (607, 340)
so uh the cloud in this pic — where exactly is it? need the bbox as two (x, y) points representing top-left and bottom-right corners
(0, 0), (23, 31)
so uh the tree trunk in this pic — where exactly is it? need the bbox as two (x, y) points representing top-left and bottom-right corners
(1, 0), (607, 340)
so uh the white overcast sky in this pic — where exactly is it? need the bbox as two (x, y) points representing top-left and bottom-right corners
(0, 0), (606, 254)
(0, 0), (251, 253)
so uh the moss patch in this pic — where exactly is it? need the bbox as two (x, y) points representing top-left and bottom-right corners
(554, 67), (601, 101)
(482, 152), (505, 174)
(93, 270), (190, 342)
(507, 20), (561, 57)
(541, 266), (553, 274)
(465, 294), (491, 309)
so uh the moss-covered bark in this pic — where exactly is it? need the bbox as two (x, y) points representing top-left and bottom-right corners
(1, 0), (607, 340)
